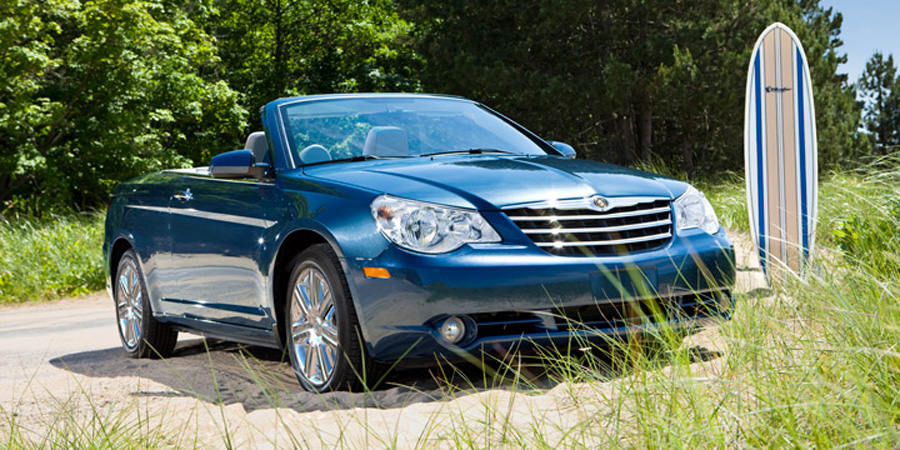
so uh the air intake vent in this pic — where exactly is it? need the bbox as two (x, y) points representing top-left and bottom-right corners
(505, 197), (672, 256)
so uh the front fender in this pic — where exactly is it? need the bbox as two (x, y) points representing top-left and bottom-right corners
(264, 181), (391, 346)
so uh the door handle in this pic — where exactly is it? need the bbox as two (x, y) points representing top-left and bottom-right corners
(173, 188), (193, 202)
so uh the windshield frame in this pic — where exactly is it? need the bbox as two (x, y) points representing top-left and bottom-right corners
(275, 94), (561, 168)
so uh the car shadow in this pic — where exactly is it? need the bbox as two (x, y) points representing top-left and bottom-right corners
(50, 337), (722, 413)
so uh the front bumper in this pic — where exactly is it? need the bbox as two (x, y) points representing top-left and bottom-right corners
(344, 227), (735, 363)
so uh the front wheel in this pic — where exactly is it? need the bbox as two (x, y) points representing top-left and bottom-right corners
(115, 250), (178, 358)
(285, 244), (378, 392)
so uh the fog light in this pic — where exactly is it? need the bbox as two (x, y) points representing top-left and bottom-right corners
(440, 316), (466, 344)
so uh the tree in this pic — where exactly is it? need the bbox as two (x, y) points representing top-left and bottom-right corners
(858, 52), (900, 154)
(400, 0), (866, 174)
(209, 0), (422, 119)
(0, 0), (247, 212)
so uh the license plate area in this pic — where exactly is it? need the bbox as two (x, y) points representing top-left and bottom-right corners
(590, 266), (658, 301)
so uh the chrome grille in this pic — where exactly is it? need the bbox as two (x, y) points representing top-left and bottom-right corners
(505, 197), (673, 256)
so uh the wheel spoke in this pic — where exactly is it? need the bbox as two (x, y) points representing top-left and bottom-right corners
(120, 318), (130, 345)
(129, 280), (141, 305)
(305, 342), (320, 382)
(309, 272), (321, 314)
(322, 343), (337, 376)
(291, 322), (313, 342)
(316, 343), (329, 381)
(293, 283), (311, 318)
(130, 270), (139, 300)
(318, 291), (333, 318)
(317, 277), (327, 305)
(131, 316), (141, 344)
(119, 274), (129, 299)
(295, 343), (310, 377)
(321, 324), (339, 347)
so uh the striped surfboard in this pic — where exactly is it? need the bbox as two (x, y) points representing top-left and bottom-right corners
(744, 22), (818, 279)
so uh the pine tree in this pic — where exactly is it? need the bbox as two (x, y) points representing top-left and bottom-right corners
(859, 52), (900, 154)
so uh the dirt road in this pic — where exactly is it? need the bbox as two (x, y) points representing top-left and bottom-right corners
(0, 234), (766, 448)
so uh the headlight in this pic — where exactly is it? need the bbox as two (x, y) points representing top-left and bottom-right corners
(371, 195), (501, 253)
(674, 186), (720, 234)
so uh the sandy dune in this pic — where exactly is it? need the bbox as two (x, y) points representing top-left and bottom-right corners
(0, 233), (766, 448)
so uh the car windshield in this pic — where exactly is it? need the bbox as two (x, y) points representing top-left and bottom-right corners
(280, 96), (550, 165)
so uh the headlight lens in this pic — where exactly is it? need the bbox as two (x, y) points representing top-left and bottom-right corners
(371, 195), (501, 253)
(674, 186), (720, 234)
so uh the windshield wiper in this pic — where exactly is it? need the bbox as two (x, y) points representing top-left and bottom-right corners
(420, 148), (515, 157)
(303, 155), (381, 167)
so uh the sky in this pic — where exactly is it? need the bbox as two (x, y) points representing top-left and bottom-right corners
(820, 0), (900, 84)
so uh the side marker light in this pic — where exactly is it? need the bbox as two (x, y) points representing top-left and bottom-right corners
(363, 267), (391, 279)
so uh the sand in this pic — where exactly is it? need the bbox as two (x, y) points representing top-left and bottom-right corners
(0, 232), (766, 448)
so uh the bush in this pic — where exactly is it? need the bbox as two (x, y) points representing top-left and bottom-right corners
(0, 213), (105, 303)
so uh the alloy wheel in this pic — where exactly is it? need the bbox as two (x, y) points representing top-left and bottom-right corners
(116, 259), (143, 350)
(290, 266), (339, 387)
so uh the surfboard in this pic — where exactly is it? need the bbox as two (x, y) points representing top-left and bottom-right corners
(744, 22), (818, 279)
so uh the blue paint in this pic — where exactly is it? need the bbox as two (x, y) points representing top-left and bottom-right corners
(797, 48), (809, 259)
(754, 52), (767, 271)
(104, 94), (737, 367)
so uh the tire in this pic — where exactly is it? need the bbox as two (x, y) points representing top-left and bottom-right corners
(285, 244), (378, 392)
(114, 250), (178, 358)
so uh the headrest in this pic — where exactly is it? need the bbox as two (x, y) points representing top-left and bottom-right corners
(299, 144), (332, 164)
(244, 132), (268, 163)
(363, 127), (409, 157)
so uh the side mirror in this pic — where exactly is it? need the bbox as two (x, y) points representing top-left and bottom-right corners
(210, 149), (272, 179)
(548, 141), (577, 159)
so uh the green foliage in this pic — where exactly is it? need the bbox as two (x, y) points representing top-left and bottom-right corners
(858, 52), (900, 154)
(0, 0), (886, 214)
(0, 213), (105, 303)
(831, 162), (900, 277)
(0, 0), (247, 212)
(210, 0), (422, 116)
(401, 0), (868, 174)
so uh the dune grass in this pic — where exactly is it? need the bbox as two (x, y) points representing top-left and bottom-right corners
(1, 166), (899, 447)
(0, 213), (105, 303)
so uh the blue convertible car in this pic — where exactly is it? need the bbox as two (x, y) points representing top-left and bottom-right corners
(104, 93), (735, 392)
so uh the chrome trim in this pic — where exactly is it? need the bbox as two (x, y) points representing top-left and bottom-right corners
(125, 205), (167, 214)
(521, 218), (672, 234)
(171, 208), (268, 228)
(504, 196), (669, 211)
(505, 196), (674, 255)
(125, 205), (269, 228)
(534, 232), (672, 247)
(507, 206), (672, 221)
(162, 170), (274, 185)
(173, 189), (193, 202)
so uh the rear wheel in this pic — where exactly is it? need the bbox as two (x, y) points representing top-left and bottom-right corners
(115, 250), (178, 358)
(286, 244), (378, 392)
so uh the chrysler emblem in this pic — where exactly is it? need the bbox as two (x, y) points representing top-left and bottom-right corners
(591, 195), (609, 211)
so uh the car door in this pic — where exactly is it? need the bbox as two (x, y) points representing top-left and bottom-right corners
(165, 174), (274, 329)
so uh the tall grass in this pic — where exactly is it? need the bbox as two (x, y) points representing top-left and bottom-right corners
(2, 167), (899, 447)
(0, 213), (105, 303)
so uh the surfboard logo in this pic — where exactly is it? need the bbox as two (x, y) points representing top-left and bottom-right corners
(765, 86), (792, 93)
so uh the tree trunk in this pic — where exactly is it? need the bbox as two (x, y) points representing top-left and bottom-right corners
(639, 99), (652, 163)
(681, 138), (694, 175)
(620, 113), (636, 165)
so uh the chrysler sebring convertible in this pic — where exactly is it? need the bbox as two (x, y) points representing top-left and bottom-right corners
(104, 93), (735, 392)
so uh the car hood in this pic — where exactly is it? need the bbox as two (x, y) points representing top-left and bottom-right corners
(301, 155), (689, 210)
